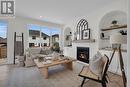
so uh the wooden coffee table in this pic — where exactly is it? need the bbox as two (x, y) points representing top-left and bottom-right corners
(34, 57), (76, 79)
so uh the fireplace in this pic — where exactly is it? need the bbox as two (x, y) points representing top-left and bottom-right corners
(77, 47), (89, 63)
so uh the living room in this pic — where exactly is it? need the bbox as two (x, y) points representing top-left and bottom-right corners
(0, 0), (129, 87)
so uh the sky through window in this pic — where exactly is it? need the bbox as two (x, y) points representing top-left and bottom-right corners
(0, 21), (7, 38)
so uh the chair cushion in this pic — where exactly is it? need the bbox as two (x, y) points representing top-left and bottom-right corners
(79, 66), (101, 80)
(89, 51), (104, 77)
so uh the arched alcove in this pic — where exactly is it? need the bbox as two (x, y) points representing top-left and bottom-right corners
(63, 27), (72, 47)
(98, 10), (127, 50)
(99, 11), (127, 29)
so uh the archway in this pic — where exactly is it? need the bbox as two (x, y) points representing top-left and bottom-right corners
(63, 27), (72, 47)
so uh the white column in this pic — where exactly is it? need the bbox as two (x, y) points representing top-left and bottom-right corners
(50, 29), (52, 46)
(127, 0), (130, 86)
(40, 26), (42, 47)
(59, 28), (63, 50)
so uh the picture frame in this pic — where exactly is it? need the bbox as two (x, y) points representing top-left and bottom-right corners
(82, 29), (90, 40)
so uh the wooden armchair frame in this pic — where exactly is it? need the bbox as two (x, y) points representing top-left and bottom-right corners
(78, 55), (109, 87)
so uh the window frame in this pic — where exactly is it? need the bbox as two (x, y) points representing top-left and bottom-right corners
(32, 36), (36, 40)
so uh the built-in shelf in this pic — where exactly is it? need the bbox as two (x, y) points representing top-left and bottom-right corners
(72, 39), (95, 43)
(101, 24), (127, 31)
(99, 48), (127, 52)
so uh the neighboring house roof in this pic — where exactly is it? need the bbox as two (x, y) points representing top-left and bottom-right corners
(52, 34), (59, 37)
(29, 30), (50, 37)
(41, 33), (50, 37)
(29, 30), (40, 37)
(0, 37), (3, 40)
(0, 37), (7, 44)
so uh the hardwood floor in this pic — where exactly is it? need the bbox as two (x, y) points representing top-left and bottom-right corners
(0, 63), (123, 87)
(0, 58), (7, 65)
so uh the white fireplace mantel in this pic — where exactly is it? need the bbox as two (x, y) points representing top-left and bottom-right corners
(63, 42), (97, 62)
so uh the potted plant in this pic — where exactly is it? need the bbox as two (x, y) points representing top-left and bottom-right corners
(51, 42), (60, 52)
(111, 20), (118, 25)
(111, 20), (119, 27)
(119, 30), (127, 35)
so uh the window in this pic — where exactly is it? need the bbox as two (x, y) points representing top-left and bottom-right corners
(38, 43), (40, 47)
(28, 24), (61, 48)
(44, 43), (47, 46)
(41, 26), (60, 46)
(0, 20), (7, 61)
(32, 36), (36, 39)
(43, 37), (47, 40)
(28, 24), (40, 47)
(29, 43), (34, 47)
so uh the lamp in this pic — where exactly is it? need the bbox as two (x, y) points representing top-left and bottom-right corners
(110, 34), (127, 44)
(109, 34), (127, 87)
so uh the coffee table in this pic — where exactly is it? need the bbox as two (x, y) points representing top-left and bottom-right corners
(34, 57), (76, 79)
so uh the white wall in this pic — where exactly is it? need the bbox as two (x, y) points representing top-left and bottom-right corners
(63, 0), (127, 74)
(64, 0), (127, 54)
(0, 16), (63, 64)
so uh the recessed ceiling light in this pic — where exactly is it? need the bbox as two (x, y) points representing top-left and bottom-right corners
(40, 16), (42, 18)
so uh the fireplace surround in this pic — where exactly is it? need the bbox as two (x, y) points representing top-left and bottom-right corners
(77, 47), (89, 63)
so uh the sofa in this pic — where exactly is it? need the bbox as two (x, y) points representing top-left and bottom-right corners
(24, 47), (53, 67)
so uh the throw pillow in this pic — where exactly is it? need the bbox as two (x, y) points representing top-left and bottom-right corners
(89, 51), (104, 77)
(51, 52), (60, 60)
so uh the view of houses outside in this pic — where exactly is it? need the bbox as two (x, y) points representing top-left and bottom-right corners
(0, 21), (7, 62)
(28, 24), (60, 48)
(29, 30), (50, 47)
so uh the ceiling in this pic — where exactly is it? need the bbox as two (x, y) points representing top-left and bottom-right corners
(16, 0), (118, 25)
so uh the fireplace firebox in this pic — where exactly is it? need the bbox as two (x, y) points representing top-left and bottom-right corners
(77, 47), (89, 63)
